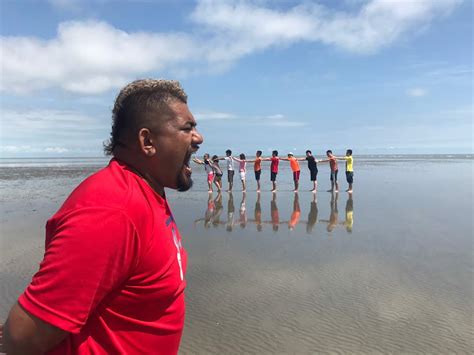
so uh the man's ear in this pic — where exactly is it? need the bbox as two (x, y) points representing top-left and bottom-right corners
(138, 128), (156, 156)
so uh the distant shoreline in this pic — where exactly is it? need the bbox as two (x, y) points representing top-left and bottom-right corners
(1, 153), (473, 160)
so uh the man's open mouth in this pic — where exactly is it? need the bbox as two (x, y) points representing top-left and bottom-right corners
(183, 153), (192, 176)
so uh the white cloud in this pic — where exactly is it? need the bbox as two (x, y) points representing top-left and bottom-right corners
(0, 109), (109, 150)
(0, 0), (462, 94)
(1, 20), (199, 94)
(48, 0), (81, 11)
(272, 121), (307, 127)
(194, 111), (237, 120)
(196, 110), (307, 127)
(192, 0), (461, 59)
(406, 88), (428, 97)
(1, 145), (69, 154)
(44, 146), (69, 153)
(265, 114), (285, 120)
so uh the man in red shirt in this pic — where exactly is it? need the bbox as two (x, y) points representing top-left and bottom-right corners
(2, 79), (204, 354)
(319, 150), (339, 193)
(263, 150), (280, 192)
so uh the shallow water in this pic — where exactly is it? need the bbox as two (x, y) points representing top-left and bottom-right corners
(1, 155), (473, 353)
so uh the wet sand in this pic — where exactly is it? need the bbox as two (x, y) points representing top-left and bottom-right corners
(1, 156), (472, 353)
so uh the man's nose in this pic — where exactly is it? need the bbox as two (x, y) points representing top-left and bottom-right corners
(193, 130), (204, 145)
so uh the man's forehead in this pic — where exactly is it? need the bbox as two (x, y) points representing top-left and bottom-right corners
(168, 100), (195, 123)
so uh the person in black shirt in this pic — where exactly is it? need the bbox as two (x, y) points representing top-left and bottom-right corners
(305, 150), (318, 192)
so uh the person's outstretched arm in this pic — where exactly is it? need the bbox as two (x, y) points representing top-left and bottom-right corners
(3, 303), (67, 354)
(192, 157), (204, 164)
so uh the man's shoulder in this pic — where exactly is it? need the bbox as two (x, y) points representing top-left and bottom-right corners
(59, 160), (146, 214)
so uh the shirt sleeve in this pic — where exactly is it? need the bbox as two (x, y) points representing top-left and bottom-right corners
(18, 207), (140, 333)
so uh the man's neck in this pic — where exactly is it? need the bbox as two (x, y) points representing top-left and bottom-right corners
(114, 148), (165, 197)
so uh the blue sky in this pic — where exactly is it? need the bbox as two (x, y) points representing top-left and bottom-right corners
(1, 0), (472, 157)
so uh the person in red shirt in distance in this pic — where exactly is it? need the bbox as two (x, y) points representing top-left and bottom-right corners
(261, 150), (280, 192)
(2, 79), (203, 355)
(319, 150), (339, 193)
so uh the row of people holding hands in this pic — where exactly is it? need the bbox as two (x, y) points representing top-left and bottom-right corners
(193, 149), (354, 193)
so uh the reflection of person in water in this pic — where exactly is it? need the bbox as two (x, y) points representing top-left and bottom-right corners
(254, 192), (263, 232)
(194, 193), (215, 228)
(306, 193), (318, 234)
(270, 193), (280, 231)
(320, 191), (339, 232)
(226, 192), (235, 232)
(343, 194), (353, 233)
(212, 192), (223, 227)
(288, 193), (301, 230)
(239, 192), (247, 228)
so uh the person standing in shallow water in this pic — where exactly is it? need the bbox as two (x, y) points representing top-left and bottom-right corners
(320, 150), (339, 193)
(338, 149), (354, 193)
(233, 153), (247, 192)
(219, 149), (235, 192)
(262, 150), (280, 192)
(1, 79), (203, 355)
(211, 155), (223, 192)
(246, 150), (263, 192)
(193, 153), (214, 192)
(281, 152), (301, 192)
(305, 150), (319, 192)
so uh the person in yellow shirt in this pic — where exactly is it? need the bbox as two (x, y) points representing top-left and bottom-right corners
(338, 149), (354, 193)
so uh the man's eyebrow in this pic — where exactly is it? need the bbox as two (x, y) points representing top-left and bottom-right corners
(185, 120), (197, 127)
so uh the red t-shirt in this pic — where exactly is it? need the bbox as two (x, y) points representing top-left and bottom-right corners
(270, 157), (279, 173)
(18, 159), (187, 354)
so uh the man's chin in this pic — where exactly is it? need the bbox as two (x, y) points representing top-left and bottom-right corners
(177, 174), (193, 192)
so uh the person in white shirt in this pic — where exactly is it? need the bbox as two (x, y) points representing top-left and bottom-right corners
(233, 153), (247, 192)
(219, 149), (235, 191)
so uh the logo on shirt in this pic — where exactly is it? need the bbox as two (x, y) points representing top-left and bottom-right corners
(166, 215), (184, 281)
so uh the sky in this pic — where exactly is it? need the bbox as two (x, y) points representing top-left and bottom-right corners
(0, 0), (472, 157)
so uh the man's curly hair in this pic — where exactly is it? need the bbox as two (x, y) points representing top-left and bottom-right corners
(104, 79), (188, 155)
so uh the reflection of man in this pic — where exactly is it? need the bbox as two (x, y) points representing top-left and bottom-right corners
(194, 193), (216, 228)
(344, 194), (354, 233)
(212, 192), (224, 227)
(239, 192), (247, 228)
(288, 193), (301, 230)
(270, 193), (280, 231)
(320, 192), (340, 233)
(306, 193), (318, 233)
(226, 192), (235, 232)
(2, 80), (203, 354)
(254, 192), (263, 231)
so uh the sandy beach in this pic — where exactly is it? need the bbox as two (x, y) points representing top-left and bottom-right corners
(1, 155), (472, 353)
